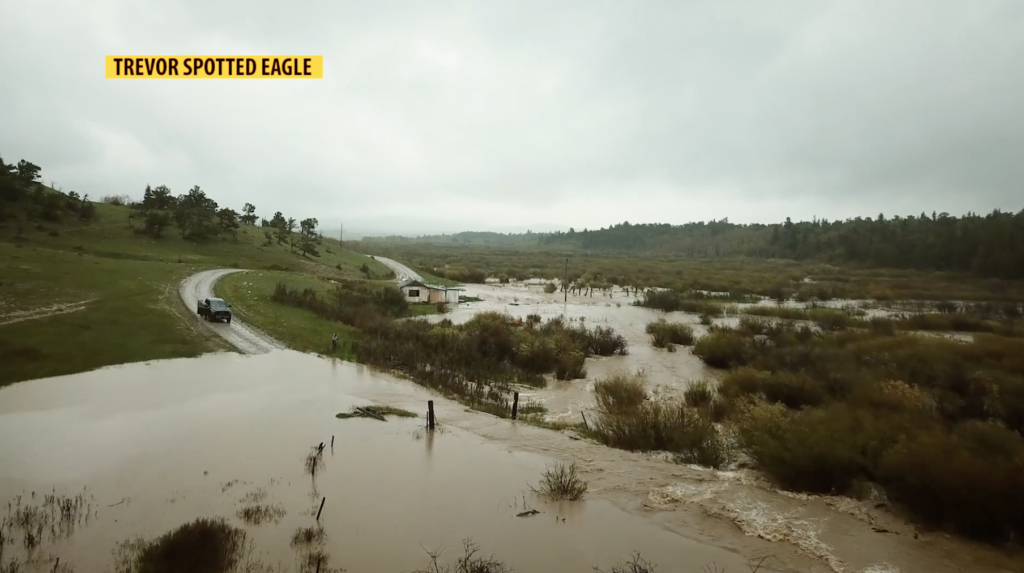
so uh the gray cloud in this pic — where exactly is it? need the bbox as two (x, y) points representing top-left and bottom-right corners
(2, 0), (1022, 235)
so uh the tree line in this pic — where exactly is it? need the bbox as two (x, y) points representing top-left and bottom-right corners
(129, 184), (323, 256)
(537, 211), (1024, 279)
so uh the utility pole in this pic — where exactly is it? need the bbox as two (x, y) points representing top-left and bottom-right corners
(339, 223), (343, 249)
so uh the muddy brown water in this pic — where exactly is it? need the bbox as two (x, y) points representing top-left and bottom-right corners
(1, 351), (1016, 573)
(433, 284), (974, 420)
(0, 282), (1012, 572)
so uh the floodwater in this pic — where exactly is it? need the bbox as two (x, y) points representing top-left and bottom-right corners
(426, 283), (722, 423)
(1, 351), (802, 573)
(1, 291), (1015, 572)
(427, 283), (975, 420)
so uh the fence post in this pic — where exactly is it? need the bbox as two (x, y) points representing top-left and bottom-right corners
(511, 392), (520, 420)
(427, 400), (435, 430)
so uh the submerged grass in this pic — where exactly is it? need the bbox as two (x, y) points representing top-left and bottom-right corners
(290, 526), (326, 548)
(235, 503), (286, 526)
(335, 405), (418, 420)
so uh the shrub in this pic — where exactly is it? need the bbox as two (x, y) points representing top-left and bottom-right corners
(594, 373), (647, 413)
(760, 371), (827, 409)
(115, 517), (248, 573)
(554, 352), (587, 380)
(691, 331), (755, 368)
(543, 282), (557, 293)
(733, 401), (876, 493)
(593, 374), (730, 468)
(879, 421), (1024, 541)
(102, 194), (131, 205)
(530, 462), (589, 501)
(645, 319), (695, 347)
(683, 379), (715, 408)
(410, 539), (512, 573)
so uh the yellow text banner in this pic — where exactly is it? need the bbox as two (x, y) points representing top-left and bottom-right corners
(105, 56), (323, 79)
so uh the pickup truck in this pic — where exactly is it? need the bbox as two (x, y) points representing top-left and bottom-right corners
(197, 297), (232, 323)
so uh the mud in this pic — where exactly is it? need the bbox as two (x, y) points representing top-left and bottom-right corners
(0, 300), (93, 326)
(1, 351), (1016, 573)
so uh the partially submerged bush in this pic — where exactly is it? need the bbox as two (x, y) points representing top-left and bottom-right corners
(356, 312), (628, 416)
(683, 379), (714, 408)
(635, 290), (730, 316)
(645, 319), (695, 348)
(594, 553), (658, 573)
(594, 373), (647, 414)
(410, 539), (511, 573)
(530, 462), (589, 501)
(878, 421), (1024, 541)
(708, 320), (1024, 542)
(115, 517), (247, 573)
(691, 331), (754, 368)
(593, 374), (731, 468)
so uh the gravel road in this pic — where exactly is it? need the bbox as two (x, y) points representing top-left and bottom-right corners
(178, 269), (287, 355)
(369, 255), (423, 282)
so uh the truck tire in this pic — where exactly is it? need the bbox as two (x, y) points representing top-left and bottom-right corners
(226, 317), (232, 324)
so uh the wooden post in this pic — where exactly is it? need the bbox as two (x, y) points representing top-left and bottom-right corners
(427, 400), (435, 430)
(331, 435), (334, 447)
(511, 392), (520, 420)
(316, 496), (326, 521)
(580, 411), (590, 430)
(564, 258), (568, 303)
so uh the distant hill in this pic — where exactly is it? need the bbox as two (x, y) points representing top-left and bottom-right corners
(361, 230), (549, 247)
(361, 212), (1024, 280)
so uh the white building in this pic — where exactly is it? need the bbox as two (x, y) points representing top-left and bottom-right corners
(398, 279), (462, 305)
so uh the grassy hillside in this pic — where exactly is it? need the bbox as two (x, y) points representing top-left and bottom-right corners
(0, 199), (393, 386)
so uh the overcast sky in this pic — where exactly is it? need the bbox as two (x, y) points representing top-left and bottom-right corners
(2, 1), (1023, 237)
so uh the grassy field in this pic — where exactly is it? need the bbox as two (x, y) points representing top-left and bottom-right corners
(351, 242), (1024, 302)
(216, 270), (442, 358)
(0, 200), (393, 385)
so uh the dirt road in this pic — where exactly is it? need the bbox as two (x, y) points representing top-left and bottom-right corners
(178, 269), (286, 355)
(369, 255), (423, 282)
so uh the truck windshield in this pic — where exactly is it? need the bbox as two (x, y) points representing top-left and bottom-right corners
(210, 301), (228, 309)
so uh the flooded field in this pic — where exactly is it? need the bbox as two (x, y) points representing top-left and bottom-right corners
(1, 285), (1017, 572)
(426, 283), (975, 421)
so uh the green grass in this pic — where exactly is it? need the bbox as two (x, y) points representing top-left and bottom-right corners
(0, 200), (389, 385)
(0, 243), (219, 385)
(217, 270), (361, 357)
(217, 270), (441, 357)
(415, 267), (463, 287)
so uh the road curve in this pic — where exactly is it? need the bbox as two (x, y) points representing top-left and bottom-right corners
(179, 269), (287, 355)
(368, 255), (423, 283)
